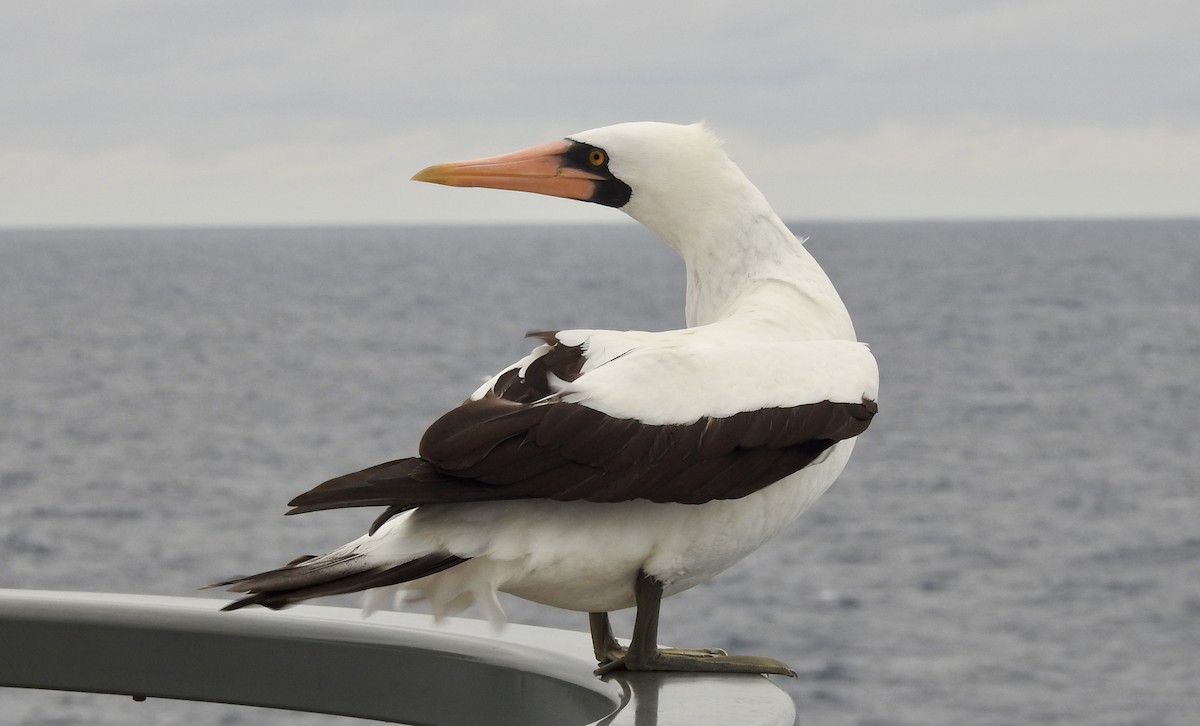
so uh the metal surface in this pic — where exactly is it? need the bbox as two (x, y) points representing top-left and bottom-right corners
(0, 589), (796, 725)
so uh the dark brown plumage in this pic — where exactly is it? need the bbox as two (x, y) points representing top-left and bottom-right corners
(217, 552), (468, 611)
(284, 332), (876, 535)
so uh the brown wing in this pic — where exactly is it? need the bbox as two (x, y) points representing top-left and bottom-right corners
(286, 333), (876, 530)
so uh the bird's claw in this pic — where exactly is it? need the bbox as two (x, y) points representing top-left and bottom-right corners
(595, 646), (794, 677)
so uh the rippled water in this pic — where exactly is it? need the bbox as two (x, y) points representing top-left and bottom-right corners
(1, 220), (1197, 724)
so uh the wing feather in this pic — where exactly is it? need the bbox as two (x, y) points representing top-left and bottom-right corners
(286, 329), (878, 526)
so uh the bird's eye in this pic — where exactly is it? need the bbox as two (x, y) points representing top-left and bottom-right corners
(588, 149), (607, 166)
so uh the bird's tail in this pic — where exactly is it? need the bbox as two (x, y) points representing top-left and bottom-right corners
(213, 547), (469, 611)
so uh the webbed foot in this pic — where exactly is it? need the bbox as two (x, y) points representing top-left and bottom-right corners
(587, 575), (795, 677)
(595, 647), (793, 676)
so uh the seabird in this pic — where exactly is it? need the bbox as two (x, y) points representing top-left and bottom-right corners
(215, 122), (878, 675)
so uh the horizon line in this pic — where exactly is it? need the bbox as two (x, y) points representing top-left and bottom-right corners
(2, 213), (1198, 234)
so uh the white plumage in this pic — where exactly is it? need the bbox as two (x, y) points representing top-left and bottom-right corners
(218, 122), (878, 675)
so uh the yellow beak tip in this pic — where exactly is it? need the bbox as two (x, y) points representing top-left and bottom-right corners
(411, 166), (443, 184)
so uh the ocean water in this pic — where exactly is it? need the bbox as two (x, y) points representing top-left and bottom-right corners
(1, 220), (1197, 725)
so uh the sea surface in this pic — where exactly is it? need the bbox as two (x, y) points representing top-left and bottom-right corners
(1, 220), (1197, 725)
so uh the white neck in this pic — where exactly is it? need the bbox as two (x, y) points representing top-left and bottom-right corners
(628, 169), (856, 342)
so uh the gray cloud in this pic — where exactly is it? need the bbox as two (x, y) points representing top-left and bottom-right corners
(1, 0), (1197, 225)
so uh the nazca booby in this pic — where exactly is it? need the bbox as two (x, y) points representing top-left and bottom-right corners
(216, 122), (878, 675)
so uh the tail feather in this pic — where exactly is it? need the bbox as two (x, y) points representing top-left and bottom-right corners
(285, 457), (506, 521)
(216, 552), (469, 611)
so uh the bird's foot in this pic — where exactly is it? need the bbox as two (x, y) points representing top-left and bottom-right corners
(595, 646), (794, 677)
(595, 643), (727, 669)
(595, 642), (627, 667)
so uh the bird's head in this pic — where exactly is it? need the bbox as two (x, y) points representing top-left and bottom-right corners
(412, 122), (761, 247)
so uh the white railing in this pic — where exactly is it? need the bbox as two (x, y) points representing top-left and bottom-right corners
(0, 589), (796, 725)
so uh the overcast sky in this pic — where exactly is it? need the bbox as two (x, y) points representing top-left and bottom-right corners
(2, 1), (1197, 227)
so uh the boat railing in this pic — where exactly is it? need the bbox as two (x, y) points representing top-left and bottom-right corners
(0, 589), (796, 725)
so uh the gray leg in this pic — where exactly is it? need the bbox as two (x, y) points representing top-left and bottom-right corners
(595, 571), (796, 676)
(589, 611), (626, 665)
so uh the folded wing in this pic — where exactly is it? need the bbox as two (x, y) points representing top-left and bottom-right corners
(288, 329), (878, 531)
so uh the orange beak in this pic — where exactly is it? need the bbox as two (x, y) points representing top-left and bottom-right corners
(411, 140), (605, 201)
